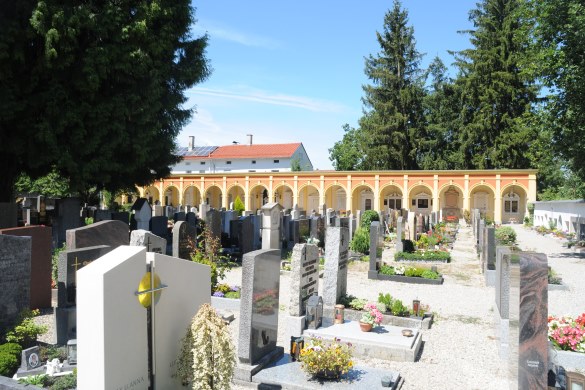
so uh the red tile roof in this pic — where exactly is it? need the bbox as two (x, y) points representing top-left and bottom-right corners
(206, 143), (302, 159)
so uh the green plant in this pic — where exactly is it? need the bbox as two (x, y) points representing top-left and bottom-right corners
(49, 369), (77, 390)
(379, 265), (395, 275)
(360, 303), (383, 325)
(176, 303), (235, 389)
(18, 374), (49, 386)
(378, 293), (393, 311)
(349, 298), (367, 311)
(463, 209), (471, 224)
(0, 343), (22, 357)
(337, 294), (357, 308)
(390, 299), (408, 316)
(39, 345), (67, 362)
(84, 217), (94, 225)
(421, 269), (440, 279)
(360, 210), (380, 231)
(190, 228), (235, 293)
(5, 309), (48, 348)
(214, 283), (231, 294)
(224, 291), (240, 299)
(299, 338), (353, 378)
(405, 267), (424, 277)
(349, 228), (370, 254)
(548, 268), (562, 285)
(394, 250), (451, 262)
(233, 196), (245, 216)
(495, 226), (516, 245)
(0, 351), (18, 377)
(416, 234), (430, 249)
(52, 242), (67, 288)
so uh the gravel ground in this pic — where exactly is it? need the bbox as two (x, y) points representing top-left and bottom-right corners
(33, 223), (585, 389)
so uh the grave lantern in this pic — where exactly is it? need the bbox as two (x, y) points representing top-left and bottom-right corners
(334, 304), (345, 324)
(289, 336), (304, 362)
(67, 339), (77, 365)
(412, 299), (420, 317)
(567, 371), (585, 390)
(306, 295), (323, 329)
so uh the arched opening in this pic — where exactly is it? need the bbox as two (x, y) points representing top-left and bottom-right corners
(351, 185), (374, 214)
(227, 185), (246, 210)
(408, 185), (433, 215)
(163, 186), (179, 207)
(273, 184), (294, 210)
(439, 185), (464, 220)
(204, 185), (223, 209)
(501, 185), (527, 224)
(298, 185), (320, 214)
(249, 184), (269, 213)
(183, 185), (202, 209)
(324, 185), (347, 213)
(379, 184), (403, 213)
(143, 186), (160, 205)
(469, 185), (495, 221)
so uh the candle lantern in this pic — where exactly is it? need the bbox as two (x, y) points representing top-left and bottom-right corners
(290, 336), (304, 362)
(306, 295), (323, 329)
(412, 299), (420, 317)
(334, 304), (345, 324)
(67, 339), (77, 365)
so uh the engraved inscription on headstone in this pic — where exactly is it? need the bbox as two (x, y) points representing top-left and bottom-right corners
(289, 244), (319, 316)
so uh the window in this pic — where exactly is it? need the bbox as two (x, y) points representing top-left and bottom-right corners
(365, 199), (372, 210)
(274, 159), (279, 163)
(226, 161), (232, 165)
(252, 160), (256, 164)
(271, 169), (279, 172)
(503, 192), (519, 214)
(248, 170), (256, 172)
(186, 170), (191, 173)
(417, 199), (429, 209)
(185, 162), (191, 166)
(200, 161), (206, 165)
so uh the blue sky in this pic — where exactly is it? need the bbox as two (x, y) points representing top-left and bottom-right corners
(180, 1), (475, 170)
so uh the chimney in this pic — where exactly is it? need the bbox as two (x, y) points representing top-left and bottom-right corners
(247, 134), (253, 146)
(188, 136), (195, 151)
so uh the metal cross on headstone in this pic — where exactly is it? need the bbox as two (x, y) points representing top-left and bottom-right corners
(135, 262), (168, 390)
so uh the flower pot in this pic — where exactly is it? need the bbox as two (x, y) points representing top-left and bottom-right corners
(359, 321), (373, 332)
(314, 368), (342, 380)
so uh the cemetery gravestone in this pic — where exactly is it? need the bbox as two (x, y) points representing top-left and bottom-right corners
(54, 198), (83, 245)
(236, 249), (283, 381)
(485, 226), (496, 270)
(66, 220), (129, 250)
(323, 225), (349, 307)
(77, 246), (210, 390)
(172, 221), (196, 260)
(407, 213), (415, 241)
(478, 220), (485, 252)
(131, 198), (152, 230)
(206, 208), (222, 245)
(198, 203), (209, 222)
(173, 211), (186, 222)
(55, 245), (114, 344)
(251, 214), (261, 250)
(93, 210), (112, 222)
(261, 203), (283, 250)
(289, 244), (319, 316)
(508, 252), (548, 390)
(130, 230), (166, 254)
(0, 202), (18, 229)
(0, 226), (52, 309)
(396, 217), (404, 253)
(0, 235), (31, 332)
(111, 212), (130, 225)
(185, 212), (197, 227)
(149, 216), (169, 241)
(153, 205), (163, 217)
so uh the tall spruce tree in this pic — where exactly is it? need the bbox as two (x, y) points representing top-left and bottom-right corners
(454, 0), (537, 169)
(359, 0), (425, 170)
(0, 0), (210, 201)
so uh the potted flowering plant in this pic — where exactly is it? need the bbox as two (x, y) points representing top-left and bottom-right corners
(548, 314), (585, 352)
(299, 338), (353, 379)
(359, 303), (383, 332)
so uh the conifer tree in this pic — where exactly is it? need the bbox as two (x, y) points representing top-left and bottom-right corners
(359, 0), (426, 170)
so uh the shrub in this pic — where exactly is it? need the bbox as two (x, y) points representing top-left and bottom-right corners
(349, 228), (370, 254)
(233, 196), (245, 216)
(50, 370), (77, 390)
(390, 299), (408, 316)
(191, 228), (235, 293)
(0, 343), (22, 357)
(360, 210), (380, 231)
(405, 267), (424, 277)
(395, 250), (451, 262)
(421, 269), (440, 280)
(495, 226), (516, 245)
(18, 375), (49, 386)
(337, 294), (357, 308)
(379, 265), (395, 276)
(176, 304), (235, 389)
(378, 293), (393, 311)
(349, 298), (367, 311)
(5, 309), (48, 348)
(0, 351), (18, 377)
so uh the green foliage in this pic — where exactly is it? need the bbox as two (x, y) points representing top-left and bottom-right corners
(404, 267), (424, 277)
(0, 343), (22, 357)
(49, 370), (77, 390)
(349, 298), (368, 311)
(0, 0), (211, 202)
(233, 196), (245, 216)
(52, 243), (67, 288)
(378, 293), (393, 311)
(379, 265), (396, 276)
(5, 309), (48, 348)
(360, 210), (380, 231)
(328, 124), (366, 171)
(358, 1), (426, 170)
(39, 345), (67, 362)
(421, 269), (440, 280)
(290, 157), (302, 171)
(390, 299), (408, 317)
(395, 250), (450, 262)
(337, 294), (357, 308)
(18, 374), (49, 386)
(495, 226), (517, 245)
(0, 352), (18, 377)
(224, 291), (240, 299)
(349, 228), (370, 254)
(548, 268), (562, 285)
(14, 168), (71, 198)
(191, 228), (235, 293)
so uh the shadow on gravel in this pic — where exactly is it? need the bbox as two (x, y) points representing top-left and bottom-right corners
(548, 252), (585, 259)
(415, 340), (425, 362)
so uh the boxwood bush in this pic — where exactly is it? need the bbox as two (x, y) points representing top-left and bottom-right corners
(350, 228), (370, 254)
(495, 226), (516, 245)
(395, 250), (450, 262)
(0, 343), (22, 377)
(360, 210), (380, 231)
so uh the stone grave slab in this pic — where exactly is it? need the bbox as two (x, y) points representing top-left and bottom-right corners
(250, 354), (401, 390)
(368, 221), (380, 279)
(0, 235), (31, 331)
(0, 202), (18, 229)
(323, 225), (349, 307)
(130, 230), (166, 254)
(149, 216), (169, 240)
(172, 221), (196, 260)
(304, 320), (422, 362)
(289, 243), (319, 316)
(0, 226), (52, 309)
(66, 220), (129, 250)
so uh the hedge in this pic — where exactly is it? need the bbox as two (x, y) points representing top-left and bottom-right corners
(395, 250), (451, 262)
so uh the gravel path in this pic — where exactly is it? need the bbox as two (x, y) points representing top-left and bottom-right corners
(32, 223), (585, 389)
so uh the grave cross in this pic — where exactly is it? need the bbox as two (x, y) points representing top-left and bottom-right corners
(135, 262), (168, 390)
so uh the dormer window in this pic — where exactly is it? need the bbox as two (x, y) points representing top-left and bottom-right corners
(226, 161), (232, 165)
(274, 159), (279, 163)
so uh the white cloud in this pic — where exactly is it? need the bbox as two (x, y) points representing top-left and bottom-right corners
(189, 87), (347, 113)
(192, 23), (280, 49)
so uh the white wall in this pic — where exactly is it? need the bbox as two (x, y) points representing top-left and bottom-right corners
(533, 200), (585, 233)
